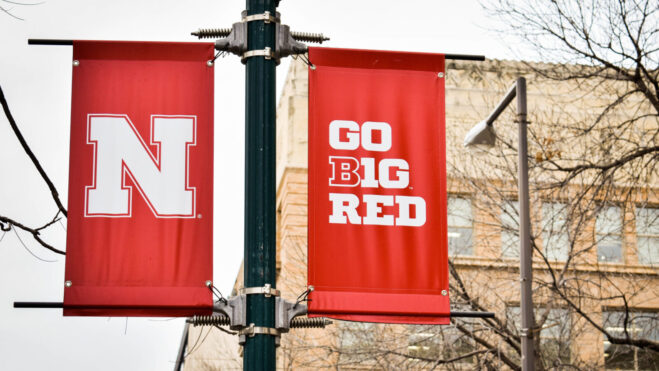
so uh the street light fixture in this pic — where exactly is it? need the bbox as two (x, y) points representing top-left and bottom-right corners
(464, 77), (535, 371)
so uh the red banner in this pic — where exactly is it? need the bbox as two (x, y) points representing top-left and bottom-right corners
(64, 41), (214, 316)
(307, 47), (449, 324)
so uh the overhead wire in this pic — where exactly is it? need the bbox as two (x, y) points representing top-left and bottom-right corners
(13, 227), (56, 262)
(184, 326), (213, 358)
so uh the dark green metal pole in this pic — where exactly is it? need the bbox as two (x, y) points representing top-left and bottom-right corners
(244, 0), (277, 369)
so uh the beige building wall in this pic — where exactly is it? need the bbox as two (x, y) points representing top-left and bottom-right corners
(184, 58), (658, 370)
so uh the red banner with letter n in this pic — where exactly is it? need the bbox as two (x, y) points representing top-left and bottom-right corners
(64, 41), (214, 316)
(307, 47), (449, 324)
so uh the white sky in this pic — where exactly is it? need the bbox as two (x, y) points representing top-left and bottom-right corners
(0, 1), (519, 370)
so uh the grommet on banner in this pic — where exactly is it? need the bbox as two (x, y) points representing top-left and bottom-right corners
(65, 280), (72, 287)
(438, 72), (444, 78)
(72, 60), (79, 67)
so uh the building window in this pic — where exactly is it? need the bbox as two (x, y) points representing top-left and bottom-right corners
(596, 206), (623, 263)
(501, 201), (520, 258)
(407, 327), (441, 358)
(542, 202), (569, 261)
(539, 308), (572, 365)
(340, 322), (375, 349)
(603, 310), (659, 370)
(338, 322), (377, 364)
(636, 206), (658, 265)
(447, 196), (473, 256)
(507, 306), (571, 366)
(408, 305), (477, 363)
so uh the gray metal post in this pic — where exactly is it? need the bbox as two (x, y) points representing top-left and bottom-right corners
(173, 323), (190, 371)
(463, 77), (535, 369)
(516, 77), (534, 371)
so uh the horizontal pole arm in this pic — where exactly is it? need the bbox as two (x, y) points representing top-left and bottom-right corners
(28, 39), (73, 46)
(14, 301), (63, 308)
(27, 39), (486, 62)
(485, 81), (517, 125)
(451, 311), (495, 318)
(14, 302), (495, 319)
(445, 54), (485, 61)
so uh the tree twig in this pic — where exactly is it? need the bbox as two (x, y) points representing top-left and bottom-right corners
(0, 215), (65, 255)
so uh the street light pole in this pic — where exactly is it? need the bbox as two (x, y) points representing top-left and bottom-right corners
(464, 77), (534, 371)
(244, 0), (277, 369)
(515, 78), (534, 371)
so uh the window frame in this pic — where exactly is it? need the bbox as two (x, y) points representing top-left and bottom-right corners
(501, 200), (520, 259)
(602, 309), (659, 370)
(635, 205), (659, 266)
(447, 195), (474, 257)
(595, 205), (625, 263)
(541, 201), (570, 261)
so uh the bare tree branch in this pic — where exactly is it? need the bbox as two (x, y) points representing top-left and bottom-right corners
(0, 215), (65, 255)
(0, 84), (67, 217)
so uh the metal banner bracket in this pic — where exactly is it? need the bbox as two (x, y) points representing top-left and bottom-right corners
(212, 295), (246, 330)
(214, 22), (248, 57)
(189, 294), (331, 348)
(193, 10), (328, 65)
(275, 297), (307, 333)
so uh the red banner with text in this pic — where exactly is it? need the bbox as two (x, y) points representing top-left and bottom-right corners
(308, 47), (449, 324)
(64, 41), (214, 316)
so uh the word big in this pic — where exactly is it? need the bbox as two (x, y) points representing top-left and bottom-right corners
(327, 120), (426, 227)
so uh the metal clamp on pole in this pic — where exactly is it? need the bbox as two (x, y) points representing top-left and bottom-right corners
(242, 10), (278, 23)
(240, 323), (280, 337)
(240, 283), (280, 297)
(242, 47), (275, 62)
(238, 323), (280, 346)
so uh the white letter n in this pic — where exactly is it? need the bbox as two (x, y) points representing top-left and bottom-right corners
(85, 114), (196, 218)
